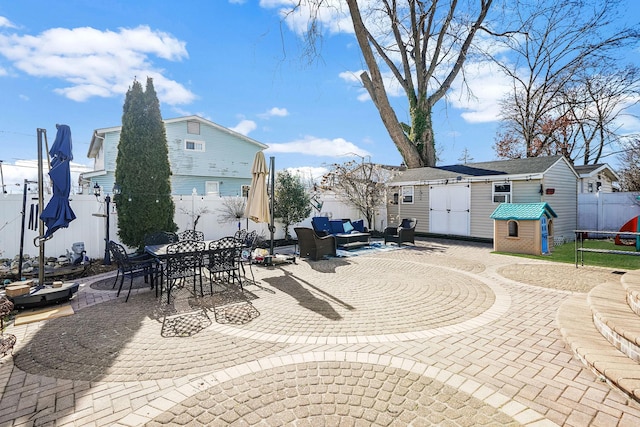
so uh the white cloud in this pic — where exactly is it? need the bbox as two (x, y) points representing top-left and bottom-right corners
(260, 0), (352, 35)
(258, 107), (289, 119)
(266, 135), (370, 158)
(287, 166), (328, 181)
(0, 24), (195, 104)
(0, 16), (16, 29)
(339, 68), (405, 103)
(1, 160), (92, 195)
(447, 60), (512, 123)
(230, 119), (257, 135)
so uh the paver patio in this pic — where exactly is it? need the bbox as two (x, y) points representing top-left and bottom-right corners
(1, 238), (639, 426)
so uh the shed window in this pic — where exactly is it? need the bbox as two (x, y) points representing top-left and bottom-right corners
(185, 139), (205, 152)
(401, 186), (414, 204)
(187, 120), (200, 135)
(493, 183), (511, 203)
(508, 220), (518, 237)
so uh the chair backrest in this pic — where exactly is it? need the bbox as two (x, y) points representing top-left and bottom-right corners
(144, 231), (179, 246)
(234, 229), (248, 243)
(311, 217), (331, 234)
(165, 240), (205, 278)
(178, 229), (205, 241)
(108, 241), (131, 269)
(244, 230), (258, 249)
(400, 218), (417, 229)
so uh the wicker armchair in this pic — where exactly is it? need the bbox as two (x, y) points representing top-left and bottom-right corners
(294, 227), (337, 261)
(384, 218), (417, 246)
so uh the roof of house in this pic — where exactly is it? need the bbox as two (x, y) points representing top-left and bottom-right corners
(87, 115), (267, 158)
(573, 163), (619, 181)
(388, 155), (576, 184)
(490, 202), (558, 221)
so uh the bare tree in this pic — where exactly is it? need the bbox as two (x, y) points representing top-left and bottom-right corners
(289, 0), (497, 168)
(320, 160), (397, 230)
(216, 197), (246, 230)
(492, 0), (640, 165)
(618, 139), (640, 191)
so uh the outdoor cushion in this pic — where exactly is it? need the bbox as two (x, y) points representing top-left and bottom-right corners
(352, 219), (365, 232)
(312, 217), (331, 235)
(329, 220), (345, 234)
(343, 221), (354, 233)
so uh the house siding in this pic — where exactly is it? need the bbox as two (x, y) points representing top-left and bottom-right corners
(85, 116), (265, 196)
(387, 185), (430, 232)
(470, 182), (494, 238)
(468, 180), (544, 239)
(165, 121), (255, 179)
(540, 160), (578, 243)
(386, 156), (578, 243)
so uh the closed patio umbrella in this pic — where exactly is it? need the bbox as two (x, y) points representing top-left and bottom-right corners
(244, 151), (270, 224)
(40, 124), (76, 239)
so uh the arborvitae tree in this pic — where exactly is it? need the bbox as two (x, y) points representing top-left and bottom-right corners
(115, 77), (176, 248)
(273, 170), (311, 240)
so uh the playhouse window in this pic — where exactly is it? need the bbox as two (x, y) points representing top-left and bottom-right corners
(493, 183), (511, 203)
(508, 220), (519, 237)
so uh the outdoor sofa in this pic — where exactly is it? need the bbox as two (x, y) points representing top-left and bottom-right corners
(311, 217), (368, 237)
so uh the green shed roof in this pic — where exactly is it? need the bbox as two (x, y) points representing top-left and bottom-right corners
(490, 202), (557, 221)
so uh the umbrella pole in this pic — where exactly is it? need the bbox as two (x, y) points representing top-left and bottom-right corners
(36, 128), (46, 285)
(269, 156), (275, 256)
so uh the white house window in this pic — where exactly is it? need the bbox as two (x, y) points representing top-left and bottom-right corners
(241, 185), (250, 198)
(187, 120), (200, 135)
(401, 186), (414, 204)
(205, 181), (220, 195)
(185, 139), (205, 152)
(493, 183), (511, 203)
(508, 220), (519, 237)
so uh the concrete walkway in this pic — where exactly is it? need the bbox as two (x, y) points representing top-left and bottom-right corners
(1, 238), (639, 426)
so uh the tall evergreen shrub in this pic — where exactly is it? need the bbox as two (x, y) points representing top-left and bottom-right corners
(115, 77), (176, 248)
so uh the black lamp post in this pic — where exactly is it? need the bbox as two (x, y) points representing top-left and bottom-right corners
(94, 182), (120, 265)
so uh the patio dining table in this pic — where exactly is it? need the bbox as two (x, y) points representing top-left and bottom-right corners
(145, 240), (213, 301)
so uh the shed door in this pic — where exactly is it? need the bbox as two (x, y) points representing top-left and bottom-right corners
(429, 184), (470, 235)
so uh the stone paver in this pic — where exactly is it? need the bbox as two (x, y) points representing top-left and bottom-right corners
(1, 238), (639, 426)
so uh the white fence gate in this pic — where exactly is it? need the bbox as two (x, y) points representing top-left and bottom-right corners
(578, 192), (640, 231)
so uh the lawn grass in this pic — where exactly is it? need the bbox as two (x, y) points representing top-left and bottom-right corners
(495, 239), (640, 270)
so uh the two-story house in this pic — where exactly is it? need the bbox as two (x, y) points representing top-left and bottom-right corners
(81, 115), (268, 196)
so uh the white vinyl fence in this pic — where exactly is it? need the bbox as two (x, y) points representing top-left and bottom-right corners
(0, 192), (379, 261)
(578, 192), (640, 231)
(0, 194), (276, 261)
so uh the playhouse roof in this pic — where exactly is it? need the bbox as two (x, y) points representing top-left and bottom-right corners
(490, 202), (558, 221)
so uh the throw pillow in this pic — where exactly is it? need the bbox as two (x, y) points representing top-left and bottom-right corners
(343, 221), (354, 233)
(352, 220), (365, 232)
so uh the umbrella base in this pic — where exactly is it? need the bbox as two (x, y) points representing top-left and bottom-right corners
(9, 282), (79, 310)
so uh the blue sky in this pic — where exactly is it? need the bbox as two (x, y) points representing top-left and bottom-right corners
(1, 0), (638, 192)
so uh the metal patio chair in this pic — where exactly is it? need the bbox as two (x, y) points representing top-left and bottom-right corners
(108, 241), (156, 302)
(162, 240), (206, 303)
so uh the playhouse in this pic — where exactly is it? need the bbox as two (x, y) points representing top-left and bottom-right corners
(490, 202), (557, 255)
